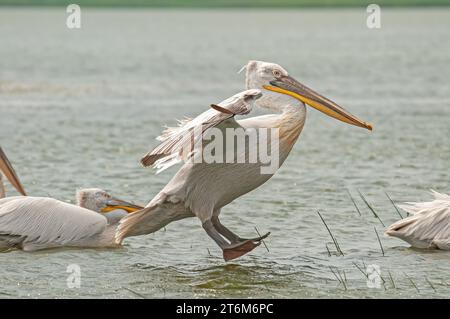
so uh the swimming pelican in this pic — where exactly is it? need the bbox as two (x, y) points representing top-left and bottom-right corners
(385, 190), (450, 250)
(116, 61), (372, 261)
(0, 147), (143, 251)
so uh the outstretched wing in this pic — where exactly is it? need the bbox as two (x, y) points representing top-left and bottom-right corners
(140, 89), (261, 173)
(0, 147), (27, 196)
(0, 196), (107, 250)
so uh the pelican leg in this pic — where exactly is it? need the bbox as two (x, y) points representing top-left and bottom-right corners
(211, 216), (271, 243)
(203, 219), (262, 262)
(242, 232), (271, 242)
(211, 216), (241, 243)
(202, 219), (230, 247)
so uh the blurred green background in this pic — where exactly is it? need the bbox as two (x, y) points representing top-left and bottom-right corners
(1, 0), (450, 7)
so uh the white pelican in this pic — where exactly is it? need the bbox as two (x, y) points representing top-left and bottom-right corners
(0, 147), (143, 251)
(385, 190), (450, 250)
(116, 61), (372, 261)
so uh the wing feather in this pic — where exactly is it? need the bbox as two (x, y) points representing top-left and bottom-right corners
(140, 89), (260, 173)
(385, 191), (450, 249)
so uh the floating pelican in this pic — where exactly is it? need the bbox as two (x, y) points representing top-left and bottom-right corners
(117, 61), (372, 261)
(385, 190), (450, 250)
(0, 147), (143, 251)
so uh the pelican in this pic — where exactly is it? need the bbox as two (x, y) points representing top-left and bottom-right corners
(116, 61), (372, 261)
(385, 190), (450, 250)
(0, 147), (143, 251)
(0, 147), (26, 198)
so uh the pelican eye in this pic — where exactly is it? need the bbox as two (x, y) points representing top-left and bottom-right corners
(272, 69), (282, 78)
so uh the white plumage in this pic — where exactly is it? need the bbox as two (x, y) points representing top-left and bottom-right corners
(141, 89), (261, 173)
(0, 147), (143, 251)
(385, 190), (450, 249)
(0, 188), (143, 251)
(117, 61), (372, 261)
(0, 196), (108, 251)
(117, 89), (271, 242)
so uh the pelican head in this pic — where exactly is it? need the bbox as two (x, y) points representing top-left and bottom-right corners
(243, 60), (372, 131)
(76, 188), (143, 223)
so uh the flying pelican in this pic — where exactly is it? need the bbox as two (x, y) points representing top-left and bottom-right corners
(0, 147), (143, 251)
(116, 61), (373, 261)
(385, 190), (450, 250)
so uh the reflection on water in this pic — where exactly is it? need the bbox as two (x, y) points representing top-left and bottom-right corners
(0, 8), (449, 298)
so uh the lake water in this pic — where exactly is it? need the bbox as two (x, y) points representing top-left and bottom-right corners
(0, 7), (449, 298)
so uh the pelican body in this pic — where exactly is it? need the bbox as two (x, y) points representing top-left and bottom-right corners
(0, 147), (142, 251)
(117, 61), (372, 261)
(386, 190), (450, 250)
